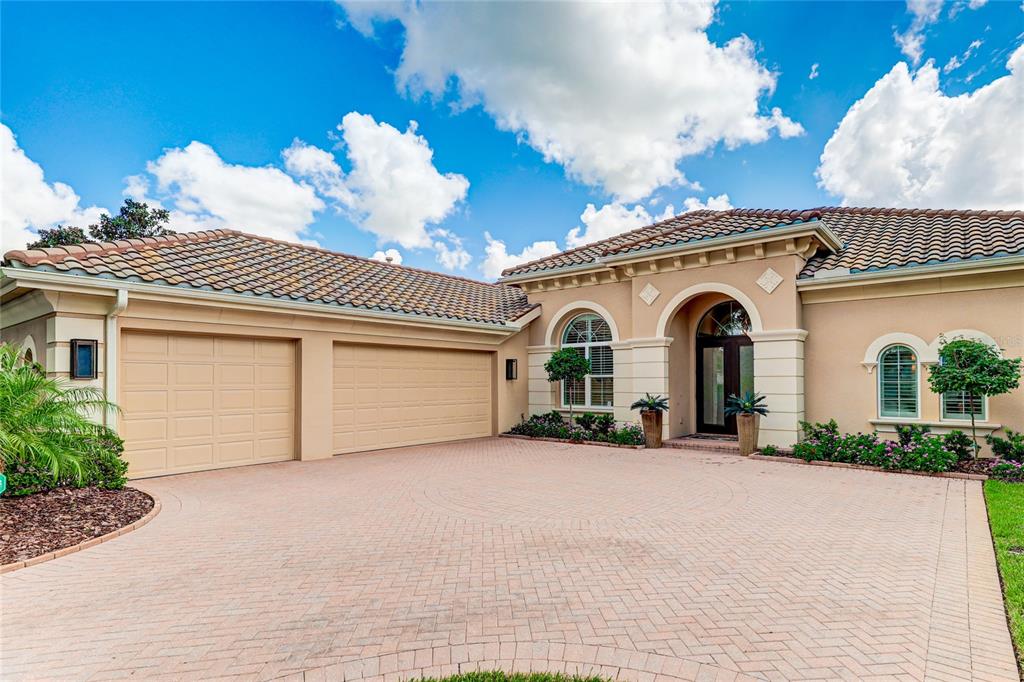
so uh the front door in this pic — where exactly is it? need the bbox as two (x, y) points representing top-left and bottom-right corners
(696, 335), (754, 434)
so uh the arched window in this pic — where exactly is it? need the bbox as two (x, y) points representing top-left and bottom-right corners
(561, 313), (614, 408)
(697, 301), (752, 337)
(878, 345), (919, 418)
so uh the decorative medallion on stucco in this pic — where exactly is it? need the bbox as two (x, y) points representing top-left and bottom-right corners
(639, 283), (661, 306)
(756, 268), (783, 294)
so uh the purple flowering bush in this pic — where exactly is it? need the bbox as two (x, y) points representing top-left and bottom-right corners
(793, 420), (958, 473)
(508, 411), (645, 445)
(990, 460), (1024, 482)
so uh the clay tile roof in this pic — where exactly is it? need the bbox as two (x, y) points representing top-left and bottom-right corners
(500, 207), (1024, 279)
(3, 230), (535, 326)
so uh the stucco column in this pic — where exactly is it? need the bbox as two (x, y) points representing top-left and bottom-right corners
(298, 333), (334, 461)
(748, 329), (807, 448)
(527, 344), (556, 415)
(621, 337), (673, 436)
(610, 342), (634, 424)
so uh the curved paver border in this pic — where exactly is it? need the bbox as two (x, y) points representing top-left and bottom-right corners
(0, 490), (161, 575)
(274, 642), (759, 682)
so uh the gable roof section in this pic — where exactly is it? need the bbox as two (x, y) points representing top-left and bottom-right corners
(3, 230), (535, 327)
(500, 207), (1024, 279)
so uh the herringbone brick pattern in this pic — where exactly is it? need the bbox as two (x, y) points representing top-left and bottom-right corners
(0, 439), (1016, 681)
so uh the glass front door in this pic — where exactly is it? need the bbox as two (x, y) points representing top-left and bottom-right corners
(696, 336), (754, 434)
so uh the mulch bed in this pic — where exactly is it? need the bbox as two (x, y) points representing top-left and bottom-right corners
(0, 487), (153, 565)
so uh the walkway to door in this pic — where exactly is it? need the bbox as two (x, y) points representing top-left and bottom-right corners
(1, 438), (1016, 681)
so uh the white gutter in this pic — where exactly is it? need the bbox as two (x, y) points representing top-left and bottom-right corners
(796, 253), (1024, 289)
(1, 267), (523, 335)
(105, 289), (128, 429)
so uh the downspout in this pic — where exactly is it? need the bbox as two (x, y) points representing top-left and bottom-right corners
(105, 288), (128, 429)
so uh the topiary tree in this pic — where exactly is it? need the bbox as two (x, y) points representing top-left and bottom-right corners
(544, 348), (591, 425)
(927, 337), (1022, 456)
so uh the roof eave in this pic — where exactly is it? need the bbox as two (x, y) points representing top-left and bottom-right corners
(797, 253), (1024, 289)
(1, 266), (527, 335)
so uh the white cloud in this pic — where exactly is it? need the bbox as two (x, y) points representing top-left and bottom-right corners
(894, 0), (943, 65)
(481, 232), (560, 280)
(371, 247), (403, 264)
(943, 39), (982, 74)
(682, 193), (734, 212)
(1, 123), (106, 250)
(285, 112), (469, 250)
(817, 45), (1024, 209)
(809, 63), (820, 80)
(341, 1), (800, 202)
(566, 202), (675, 248)
(431, 229), (471, 270)
(146, 141), (324, 243)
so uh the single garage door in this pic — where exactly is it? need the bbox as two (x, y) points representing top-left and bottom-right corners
(333, 344), (492, 453)
(120, 331), (295, 478)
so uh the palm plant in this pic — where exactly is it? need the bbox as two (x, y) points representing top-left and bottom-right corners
(630, 394), (670, 412)
(0, 343), (119, 483)
(724, 391), (769, 416)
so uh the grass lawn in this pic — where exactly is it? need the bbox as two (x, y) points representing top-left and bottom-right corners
(984, 480), (1024, 671)
(419, 674), (608, 682)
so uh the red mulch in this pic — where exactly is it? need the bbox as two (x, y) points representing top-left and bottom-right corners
(0, 487), (153, 565)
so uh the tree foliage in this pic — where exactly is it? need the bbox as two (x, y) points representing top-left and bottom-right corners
(928, 337), (1022, 455)
(26, 199), (174, 249)
(544, 348), (591, 423)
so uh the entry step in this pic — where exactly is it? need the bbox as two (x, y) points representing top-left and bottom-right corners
(664, 435), (741, 454)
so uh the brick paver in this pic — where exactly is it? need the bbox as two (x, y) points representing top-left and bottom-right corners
(1, 438), (1017, 681)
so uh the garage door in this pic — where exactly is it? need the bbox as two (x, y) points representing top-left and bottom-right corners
(333, 344), (492, 453)
(120, 331), (295, 478)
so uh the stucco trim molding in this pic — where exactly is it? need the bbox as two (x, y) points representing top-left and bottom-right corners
(610, 336), (674, 350)
(543, 300), (622, 346)
(655, 282), (765, 337)
(746, 329), (808, 343)
(862, 332), (933, 372)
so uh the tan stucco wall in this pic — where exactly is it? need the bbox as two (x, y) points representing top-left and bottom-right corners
(1, 314), (49, 368)
(803, 284), (1024, 451)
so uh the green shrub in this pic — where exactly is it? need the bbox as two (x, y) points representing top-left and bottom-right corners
(575, 412), (598, 431)
(508, 414), (644, 446)
(792, 420), (841, 461)
(990, 460), (1024, 482)
(944, 430), (975, 464)
(5, 428), (128, 496)
(790, 419), (957, 473)
(760, 444), (778, 456)
(610, 423), (645, 446)
(593, 413), (615, 436)
(987, 430), (1024, 463)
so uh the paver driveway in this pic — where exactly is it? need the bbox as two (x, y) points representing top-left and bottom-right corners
(1, 438), (1017, 681)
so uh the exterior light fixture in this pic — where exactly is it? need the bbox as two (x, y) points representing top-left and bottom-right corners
(505, 358), (518, 380)
(70, 339), (98, 379)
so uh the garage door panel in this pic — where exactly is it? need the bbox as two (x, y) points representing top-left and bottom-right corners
(332, 343), (492, 454)
(121, 331), (295, 478)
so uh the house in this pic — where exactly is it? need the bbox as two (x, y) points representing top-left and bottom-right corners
(2, 207), (1022, 477)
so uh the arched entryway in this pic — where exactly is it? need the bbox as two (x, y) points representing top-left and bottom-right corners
(695, 301), (754, 434)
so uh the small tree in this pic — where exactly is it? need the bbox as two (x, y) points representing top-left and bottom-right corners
(927, 337), (1022, 456)
(544, 348), (591, 425)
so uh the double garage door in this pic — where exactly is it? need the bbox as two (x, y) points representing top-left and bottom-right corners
(120, 331), (492, 477)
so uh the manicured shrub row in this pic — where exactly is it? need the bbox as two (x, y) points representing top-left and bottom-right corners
(792, 421), (962, 473)
(508, 411), (646, 446)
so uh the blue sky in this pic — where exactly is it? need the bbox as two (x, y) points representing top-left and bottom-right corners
(2, 1), (1022, 278)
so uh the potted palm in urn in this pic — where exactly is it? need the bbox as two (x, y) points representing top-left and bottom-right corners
(724, 391), (769, 456)
(630, 394), (669, 448)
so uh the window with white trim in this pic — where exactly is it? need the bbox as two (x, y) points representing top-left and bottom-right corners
(942, 391), (986, 421)
(561, 313), (614, 408)
(878, 344), (918, 418)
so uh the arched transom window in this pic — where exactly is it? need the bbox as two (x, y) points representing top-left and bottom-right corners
(561, 313), (614, 408)
(878, 345), (919, 418)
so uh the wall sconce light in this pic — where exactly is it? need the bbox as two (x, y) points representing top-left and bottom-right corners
(505, 358), (518, 380)
(70, 339), (98, 379)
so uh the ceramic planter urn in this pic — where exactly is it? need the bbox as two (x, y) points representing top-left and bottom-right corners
(736, 413), (760, 455)
(640, 410), (663, 449)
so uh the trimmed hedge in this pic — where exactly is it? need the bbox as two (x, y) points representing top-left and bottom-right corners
(508, 411), (645, 446)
